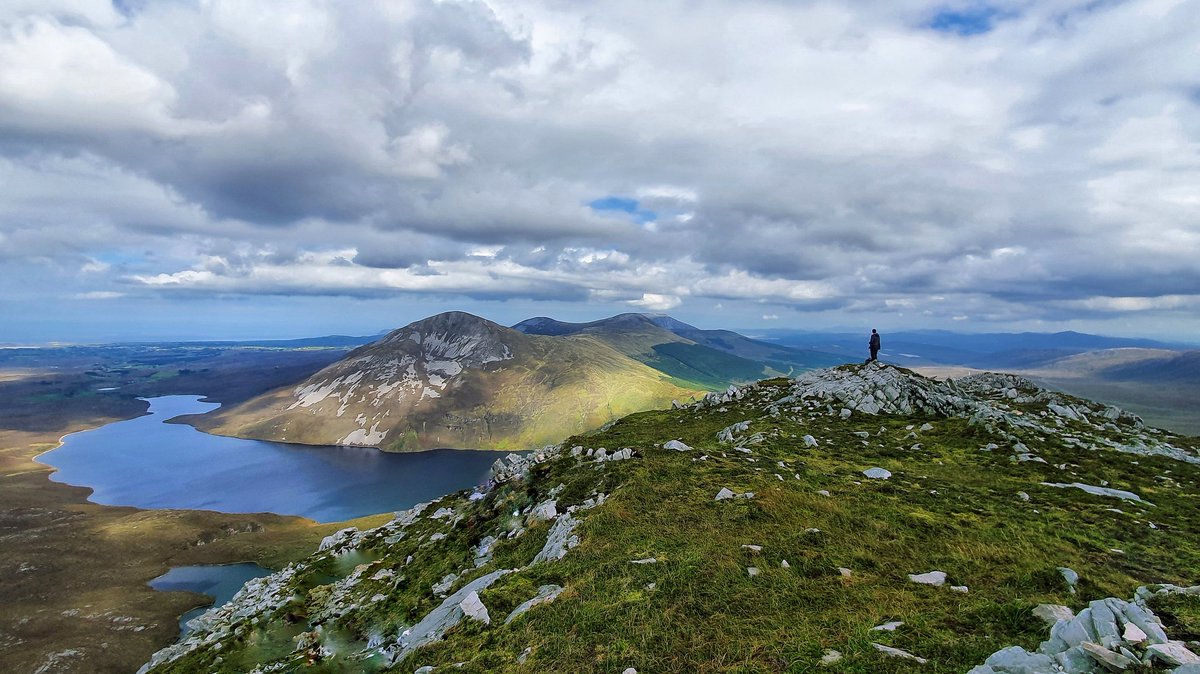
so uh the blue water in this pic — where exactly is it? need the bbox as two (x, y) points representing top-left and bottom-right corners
(149, 563), (273, 635)
(36, 395), (513, 522)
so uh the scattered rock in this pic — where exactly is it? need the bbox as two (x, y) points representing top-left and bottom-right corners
(950, 585), (969, 593)
(908, 570), (947, 586)
(803, 435), (819, 447)
(871, 642), (928, 664)
(531, 514), (580, 564)
(1058, 567), (1079, 594)
(530, 500), (558, 522)
(629, 558), (657, 564)
(1079, 641), (1138, 670)
(747, 567), (760, 577)
(820, 649), (842, 664)
(837, 567), (853, 578)
(863, 467), (892, 480)
(1032, 604), (1074, 626)
(459, 591), (490, 624)
(1146, 642), (1200, 666)
(1042, 482), (1153, 505)
(715, 488), (735, 501)
(781, 560), (790, 569)
(741, 545), (762, 553)
(664, 440), (692, 452)
(505, 585), (564, 624)
(872, 621), (904, 631)
(817, 490), (832, 497)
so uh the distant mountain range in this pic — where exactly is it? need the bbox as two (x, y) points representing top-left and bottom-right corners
(752, 328), (1188, 370)
(195, 311), (835, 451)
(188, 313), (1200, 449)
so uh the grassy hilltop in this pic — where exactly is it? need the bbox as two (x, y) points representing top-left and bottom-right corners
(141, 364), (1200, 673)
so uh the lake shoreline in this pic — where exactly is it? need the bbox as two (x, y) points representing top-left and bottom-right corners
(36, 395), (513, 522)
(0, 403), (390, 674)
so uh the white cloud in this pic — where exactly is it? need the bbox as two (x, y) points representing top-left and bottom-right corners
(628, 293), (681, 311)
(74, 290), (123, 299)
(2, 0), (1200, 338)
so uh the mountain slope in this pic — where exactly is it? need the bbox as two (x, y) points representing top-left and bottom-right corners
(514, 313), (840, 386)
(143, 364), (1200, 673)
(192, 312), (699, 451)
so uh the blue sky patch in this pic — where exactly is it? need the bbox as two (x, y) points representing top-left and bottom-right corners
(927, 5), (1006, 36)
(589, 196), (657, 224)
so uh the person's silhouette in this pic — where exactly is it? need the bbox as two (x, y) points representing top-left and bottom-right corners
(867, 329), (880, 363)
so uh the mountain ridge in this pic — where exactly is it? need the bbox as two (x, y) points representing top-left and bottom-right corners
(190, 311), (702, 451)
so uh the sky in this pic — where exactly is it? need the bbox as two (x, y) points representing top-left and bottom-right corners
(1, 0), (1198, 343)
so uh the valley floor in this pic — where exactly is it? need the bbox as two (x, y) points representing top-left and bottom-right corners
(0, 358), (387, 674)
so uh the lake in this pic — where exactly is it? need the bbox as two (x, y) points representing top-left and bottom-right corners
(37, 395), (515, 522)
(149, 563), (273, 635)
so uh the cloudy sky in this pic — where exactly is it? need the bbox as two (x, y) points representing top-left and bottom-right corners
(1, 0), (1197, 342)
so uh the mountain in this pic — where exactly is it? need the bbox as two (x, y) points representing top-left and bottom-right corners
(192, 312), (699, 451)
(141, 363), (1200, 673)
(514, 313), (842, 386)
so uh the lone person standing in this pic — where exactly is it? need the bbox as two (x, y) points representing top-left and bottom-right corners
(867, 329), (881, 363)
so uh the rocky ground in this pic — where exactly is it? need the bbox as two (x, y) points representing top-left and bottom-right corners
(138, 363), (1200, 673)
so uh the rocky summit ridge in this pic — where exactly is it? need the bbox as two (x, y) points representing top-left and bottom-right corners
(142, 363), (1200, 673)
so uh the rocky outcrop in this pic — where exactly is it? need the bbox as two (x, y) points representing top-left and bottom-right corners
(969, 587), (1200, 673)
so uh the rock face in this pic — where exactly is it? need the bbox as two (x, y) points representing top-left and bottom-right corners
(193, 311), (697, 451)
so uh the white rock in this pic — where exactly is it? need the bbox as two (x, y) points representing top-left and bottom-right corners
(908, 570), (947, 586)
(1041, 482), (1152, 505)
(803, 435), (819, 447)
(838, 567), (853, 578)
(530, 500), (558, 522)
(820, 649), (842, 664)
(1147, 642), (1200, 666)
(504, 585), (564, 624)
(872, 621), (904, 631)
(781, 560), (790, 569)
(664, 440), (692, 452)
(747, 567), (760, 577)
(741, 545), (762, 553)
(715, 488), (735, 501)
(817, 490), (832, 497)
(871, 642), (927, 664)
(1032, 604), (1074, 626)
(622, 669), (637, 674)
(1122, 622), (1147, 643)
(1058, 567), (1079, 593)
(950, 585), (969, 593)
(531, 513), (580, 564)
(629, 558), (657, 564)
(919, 423), (934, 432)
(459, 591), (490, 624)
(863, 467), (892, 480)
(1080, 641), (1137, 670)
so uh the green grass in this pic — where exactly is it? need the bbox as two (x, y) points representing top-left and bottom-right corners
(637, 342), (770, 389)
(147, 375), (1200, 674)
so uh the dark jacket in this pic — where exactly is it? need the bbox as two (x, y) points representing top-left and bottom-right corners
(869, 333), (880, 350)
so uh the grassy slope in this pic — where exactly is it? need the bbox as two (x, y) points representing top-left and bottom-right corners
(150, 368), (1200, 673)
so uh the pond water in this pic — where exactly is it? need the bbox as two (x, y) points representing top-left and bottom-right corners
(149, 563), (273, 636)
(37, 395), (514, 522)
